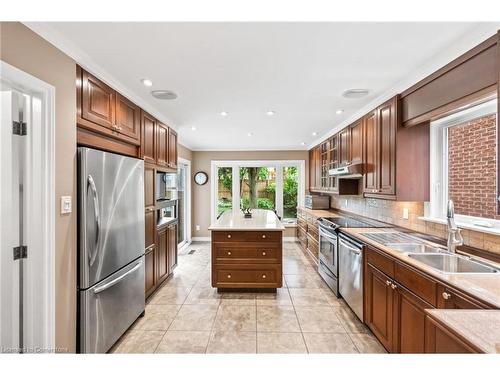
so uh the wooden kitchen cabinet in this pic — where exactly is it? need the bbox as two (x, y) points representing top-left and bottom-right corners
(309, 146), (321, 192)
(424, 316), (477, 353)
(156, 122), (169, 167)
(156, 227), (169, 285)
(115, 93), (141, 143)
(144, 164), (155, 209)
(363, 110), (379, 194)
(168, 128), (178, 168)
(168, 223), (178, 273)
(338, 127), (350, 167)
(145, 247), (156, 297)
(81, 70), (116, 130)
(141, 111), (156, 164)
(350, 119), (363, 165)
(436, 284), (490, 309)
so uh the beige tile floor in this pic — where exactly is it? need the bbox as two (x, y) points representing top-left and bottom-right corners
(110, 241), (386, 354)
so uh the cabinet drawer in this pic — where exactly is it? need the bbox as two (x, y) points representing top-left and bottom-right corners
(306, 215), (318, 225)
(213, 265), (282, 288)
(395, 261), (437, 307)
(212, 231), (282, 242)
(366, 246), (395, 278)
(298, 218), (307, 231)
(307, 223), (319, 237)
(214, 244), (279, 263)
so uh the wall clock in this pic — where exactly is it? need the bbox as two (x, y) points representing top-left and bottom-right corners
(194, 171), (208, 185)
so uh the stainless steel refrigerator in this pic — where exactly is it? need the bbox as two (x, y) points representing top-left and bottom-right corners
(78, 147), (145, 353)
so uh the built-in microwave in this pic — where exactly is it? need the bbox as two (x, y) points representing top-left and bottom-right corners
(156, 171), (178, 201)
(157, 199), (178, 227)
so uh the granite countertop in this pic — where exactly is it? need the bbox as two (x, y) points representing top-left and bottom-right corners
(298, 206), (341, 218)
(208, 209), (285, 231)
(340, 227), (500, 309)
(426, 309), (500, 353)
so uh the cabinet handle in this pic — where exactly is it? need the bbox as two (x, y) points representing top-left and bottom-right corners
(227, 274), (231, 279)
(118, 126), (122, 131)
(391, 283), (397, 290)
(262, 251), (266, 256)
(146, 207), (153, 212)
(227, 251), (231, 256)
(262, 274), (266, 279)
(386, 280), (391, 286)
(227, 234), (232, 239)
(442, 292), (451, 300)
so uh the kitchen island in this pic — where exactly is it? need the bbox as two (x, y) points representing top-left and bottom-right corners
(208, 209), (285, 291)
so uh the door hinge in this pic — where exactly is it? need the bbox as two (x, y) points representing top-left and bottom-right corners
(13, 245), (28, 260)
(12, 121), (27, 136)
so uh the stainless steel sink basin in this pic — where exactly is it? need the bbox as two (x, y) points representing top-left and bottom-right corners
(408, 253), (500, 274)
(386, 243), (446, 254)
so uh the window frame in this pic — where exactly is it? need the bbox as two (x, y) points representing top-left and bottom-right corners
(211, 160), (306, 225)
(426, 98), (499, 231)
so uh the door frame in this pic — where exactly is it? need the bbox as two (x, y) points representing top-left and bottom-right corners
(178, 157), (192, 250)
(0, 60), (56, 352)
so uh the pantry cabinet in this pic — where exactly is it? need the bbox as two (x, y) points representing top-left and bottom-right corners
(156, 122), (169, 167)
(168, 128), (178, 169)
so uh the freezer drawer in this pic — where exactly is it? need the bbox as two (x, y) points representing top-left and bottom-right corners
(79, 257), (145, 353)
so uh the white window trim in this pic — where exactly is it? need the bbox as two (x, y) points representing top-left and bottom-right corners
(422, 98), (500, 235)
(210, 160), (306, 224)
(178, 157), (191, 250)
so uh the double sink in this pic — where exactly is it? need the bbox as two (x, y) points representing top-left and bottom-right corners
(361, 232), (499, 274)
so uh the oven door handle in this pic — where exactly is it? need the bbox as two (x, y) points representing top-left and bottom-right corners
(339, 238), (362, 256)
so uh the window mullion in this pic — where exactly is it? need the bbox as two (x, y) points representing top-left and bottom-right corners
(276, 165), (283, 218)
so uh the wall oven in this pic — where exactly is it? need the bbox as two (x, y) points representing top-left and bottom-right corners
(317, 218), (340, 296)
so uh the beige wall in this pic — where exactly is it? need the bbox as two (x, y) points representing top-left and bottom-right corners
(1, 22), (77, 352)
(192, 150), (308, 237)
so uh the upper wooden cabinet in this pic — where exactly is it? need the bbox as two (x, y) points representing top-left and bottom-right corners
(350, 119), (363, 166)
(156, 122), (169, 167)
(115, 93), (141, 143)
(168, 128), (178, 169)
(81, 70), (116, 129)
(338, 127), (350, 167)
(141, 111), (156, 164)
(363, 110), (379, 194)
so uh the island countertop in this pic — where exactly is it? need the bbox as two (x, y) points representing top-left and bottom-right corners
(208, 209), (285, 231)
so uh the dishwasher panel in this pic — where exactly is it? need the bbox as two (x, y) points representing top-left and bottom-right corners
(338, 234), (364, 321)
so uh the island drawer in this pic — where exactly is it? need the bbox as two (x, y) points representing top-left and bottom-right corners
(214, 243), (280, 263)
(213, 264), (282, 288)
(212, 231), (282, 243)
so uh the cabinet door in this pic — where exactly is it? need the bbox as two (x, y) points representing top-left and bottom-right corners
(437, 285), (489, 309)
(363, 111), (379, 193)
(339, 127), (350, 166)
(145, 209), (156, 251)
(314, 147), (321, 189)
(309, 148), (316, 191)
(168, 224), (178, 273)
(156, 228), (169, 284)
(365, 264), (394, 352)
(156, 122), (169, 167)
(350, 119), (363, 165)
(378, 98), (397, 195)
(394, 285), (433, 353)
(424, 316), (477, 353)
(144, 164), (155, 209)
(81, 70), (115, 129)
(168, 128), (178, 168)
(141, 111), (156, 164)
(145, 248), (156, 297)
(115, 93), (141, 143)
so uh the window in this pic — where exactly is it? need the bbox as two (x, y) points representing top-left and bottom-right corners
(211, 160), (305, 224)
(428, 98), (499, 231)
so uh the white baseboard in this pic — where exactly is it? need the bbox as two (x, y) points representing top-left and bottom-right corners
(284, 237), (298, 242)
(192, 236), (211, 242)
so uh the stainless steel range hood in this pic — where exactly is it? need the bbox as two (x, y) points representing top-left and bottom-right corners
(328, 164), (363, 179)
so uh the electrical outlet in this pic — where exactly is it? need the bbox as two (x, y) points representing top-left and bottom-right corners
(196, 225), (200, 231)
(344, 199), (348, 206)
(402, 208), (409, 220)
(60, 196), (72, 214)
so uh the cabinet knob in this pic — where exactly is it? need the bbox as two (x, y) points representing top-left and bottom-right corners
(442, 292), (451, 300)
(227, 251), (231, 256)
(227, 234), (232, 239)
(118, 126), (122, 131)
(227, 274), (231, 279)
(391, 283), (397, 290)
(262, 274), (266, 279)
(262, 251), (266, 256)
(386, 280), (391, 286)
(262, 234), (266, 239)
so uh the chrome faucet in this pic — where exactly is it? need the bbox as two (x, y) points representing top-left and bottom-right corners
(446, 200), (463, 253)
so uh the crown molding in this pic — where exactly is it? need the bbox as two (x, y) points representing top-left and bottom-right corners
(308, 23), (500, 149)
(23, 22), (178, 131)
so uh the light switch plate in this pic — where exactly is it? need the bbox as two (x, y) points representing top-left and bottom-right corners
(61, 196), (72, 214)
(402, 208), (409, 220)
(196, 225), (200, 231)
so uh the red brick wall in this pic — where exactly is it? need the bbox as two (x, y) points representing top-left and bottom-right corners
(448, 114), (497, 219)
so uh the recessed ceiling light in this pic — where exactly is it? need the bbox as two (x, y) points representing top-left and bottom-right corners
(247, 132), (253, 137)
(336, 109), (344, 114)
(191, 126), (197, 131)
(151, 90), (177, 100)
(342, 89), (369, 99)
(141, 78), (153, 87)
(300, 142), (306, 146)
(312, 132), (318, 136)
(266, 110), (275, 116)
(220, 111), (228, 117)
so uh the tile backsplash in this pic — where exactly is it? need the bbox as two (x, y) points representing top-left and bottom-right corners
(329, 195), (500, 256)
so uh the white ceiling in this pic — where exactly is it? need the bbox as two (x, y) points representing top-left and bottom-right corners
(27, 22), (500, 150)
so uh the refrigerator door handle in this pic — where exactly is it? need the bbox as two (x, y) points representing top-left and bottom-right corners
(93, 262), (142, 294)
(87, 174), (101, 266)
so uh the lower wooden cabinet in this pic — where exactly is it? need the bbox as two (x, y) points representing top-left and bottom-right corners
(424, 316), (478, 353)
(145, 247), (156, 297)
(168, 223), (178, 273)
(157, 227), (169, 285)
